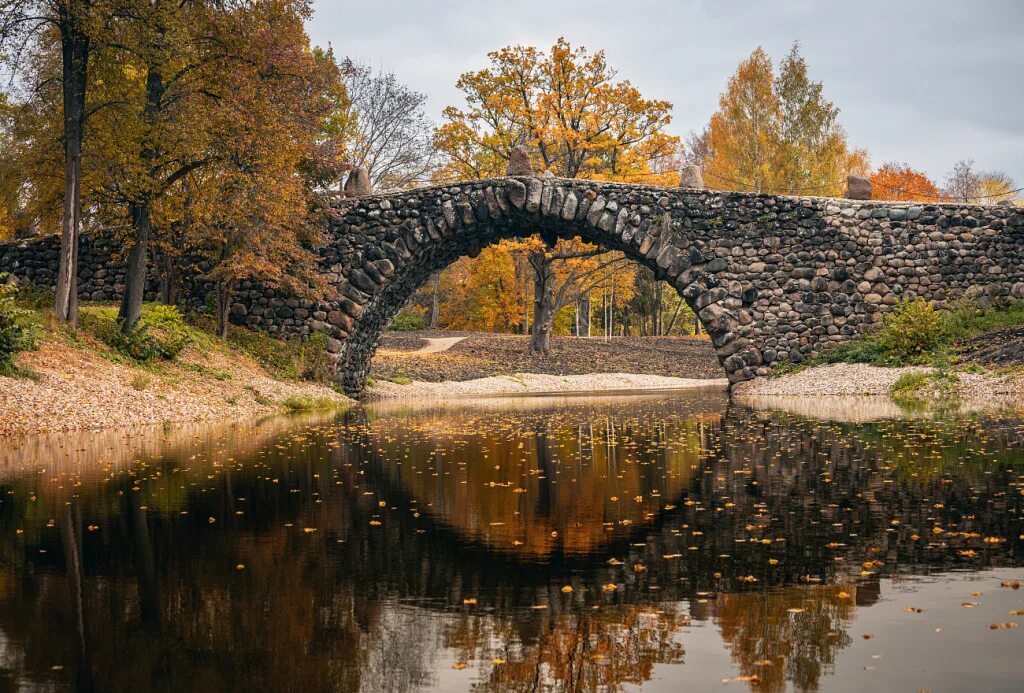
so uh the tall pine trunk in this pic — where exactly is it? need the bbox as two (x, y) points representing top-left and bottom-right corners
(54, 10), (89, 326)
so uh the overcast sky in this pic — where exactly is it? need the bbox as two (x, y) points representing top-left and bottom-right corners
(308, 0), (1024, 187)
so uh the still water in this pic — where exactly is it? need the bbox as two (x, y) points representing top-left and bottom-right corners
(1, 391), (1023, 692)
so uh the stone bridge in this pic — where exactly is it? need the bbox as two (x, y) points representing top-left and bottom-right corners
(2, 176), (1023, 396)
(323, 177), (1024, 394)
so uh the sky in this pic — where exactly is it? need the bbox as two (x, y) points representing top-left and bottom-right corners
(307, 0), (1024, 188)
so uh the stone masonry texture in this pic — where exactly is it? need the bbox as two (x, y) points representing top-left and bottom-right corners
(2, 176), (1023, 395)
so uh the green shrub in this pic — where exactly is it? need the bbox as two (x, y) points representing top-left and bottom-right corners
(142, 304), (192, 359)
(389, 308), (428, 331)
(216, 322), (334, 384)
(298, 332), (333, 383)
(0, 277), (37, 375)
(83, 304), (192, 363)
(874, 298), (944, 363)
(890, 371), (930, 400)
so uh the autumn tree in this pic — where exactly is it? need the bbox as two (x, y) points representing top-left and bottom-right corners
(0, 0), (100, 324)
(340, 59), (434, 192)
(701, 43), (867, 196)
(81, 0), (332, 333)
(434, 38), (678, 354)
(943, 158), (1018, 204)
(943, 159), (981, 203)
(181, 13), (342, 338)
(869, 162), (943, 201)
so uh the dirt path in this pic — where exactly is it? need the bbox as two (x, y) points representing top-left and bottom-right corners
(377, 336), (467, 356)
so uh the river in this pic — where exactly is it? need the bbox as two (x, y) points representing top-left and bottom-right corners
(1, 390), (1022, 691)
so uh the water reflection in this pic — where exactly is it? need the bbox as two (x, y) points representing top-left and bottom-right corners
(0, 393), (1022, 691)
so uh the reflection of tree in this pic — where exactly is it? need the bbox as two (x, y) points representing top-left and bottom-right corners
(444, 605), (687, 692)
(713, 585), (855, 693)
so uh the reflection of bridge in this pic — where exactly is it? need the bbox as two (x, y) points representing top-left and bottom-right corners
(333, 401), (1024, 605)
(2, 402), (1023, 691)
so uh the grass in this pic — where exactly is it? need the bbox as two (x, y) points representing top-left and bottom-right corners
(890, 369), (961, 404)
(130, 372), (153, 390)
(281, 395), (344, 412)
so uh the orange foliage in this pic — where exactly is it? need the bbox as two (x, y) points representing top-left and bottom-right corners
(869, 162), (943, 202)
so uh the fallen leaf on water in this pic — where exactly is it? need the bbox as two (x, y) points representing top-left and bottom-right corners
(452, 662), (467, 670)
(989, 622), (1018, 630)
(561, 585), (573, 593)
(463, 598), (477, 605)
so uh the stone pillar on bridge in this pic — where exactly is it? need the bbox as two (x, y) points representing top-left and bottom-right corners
(679, 164), (704, 189)
(343, 168), (372, 197)
(506, 146), (534, 176)
(845, 174), (872, 200)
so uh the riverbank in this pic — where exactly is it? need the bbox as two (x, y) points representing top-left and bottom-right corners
(365, 371), (728, 399)
(0, 303), (350, 437)
(734, 361), (1024, 405)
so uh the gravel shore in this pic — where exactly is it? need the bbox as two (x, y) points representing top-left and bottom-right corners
(0, 340), (350, 436)
(366, 372), (729, 400)
(733, 362), (1024, 404)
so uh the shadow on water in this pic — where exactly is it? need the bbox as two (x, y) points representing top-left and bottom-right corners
(0, 391), (1023, 691)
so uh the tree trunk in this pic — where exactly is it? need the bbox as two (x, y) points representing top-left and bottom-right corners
(428, 273), (440, 328)
(664, 297), (685, 335)
(118, 202), (151, 332)
(579, 295), (590, 337)
(54, 12), (90, 326)
(216, 280), (232, 339)
(528, 250), (555, 356)
(654, 281), (663, 336)
(119, 61), (165, 333)
(155, 244), (181, 306)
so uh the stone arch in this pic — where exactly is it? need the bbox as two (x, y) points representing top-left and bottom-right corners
(1, 178), (1021, 393)
(330, 176), (762, 395)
